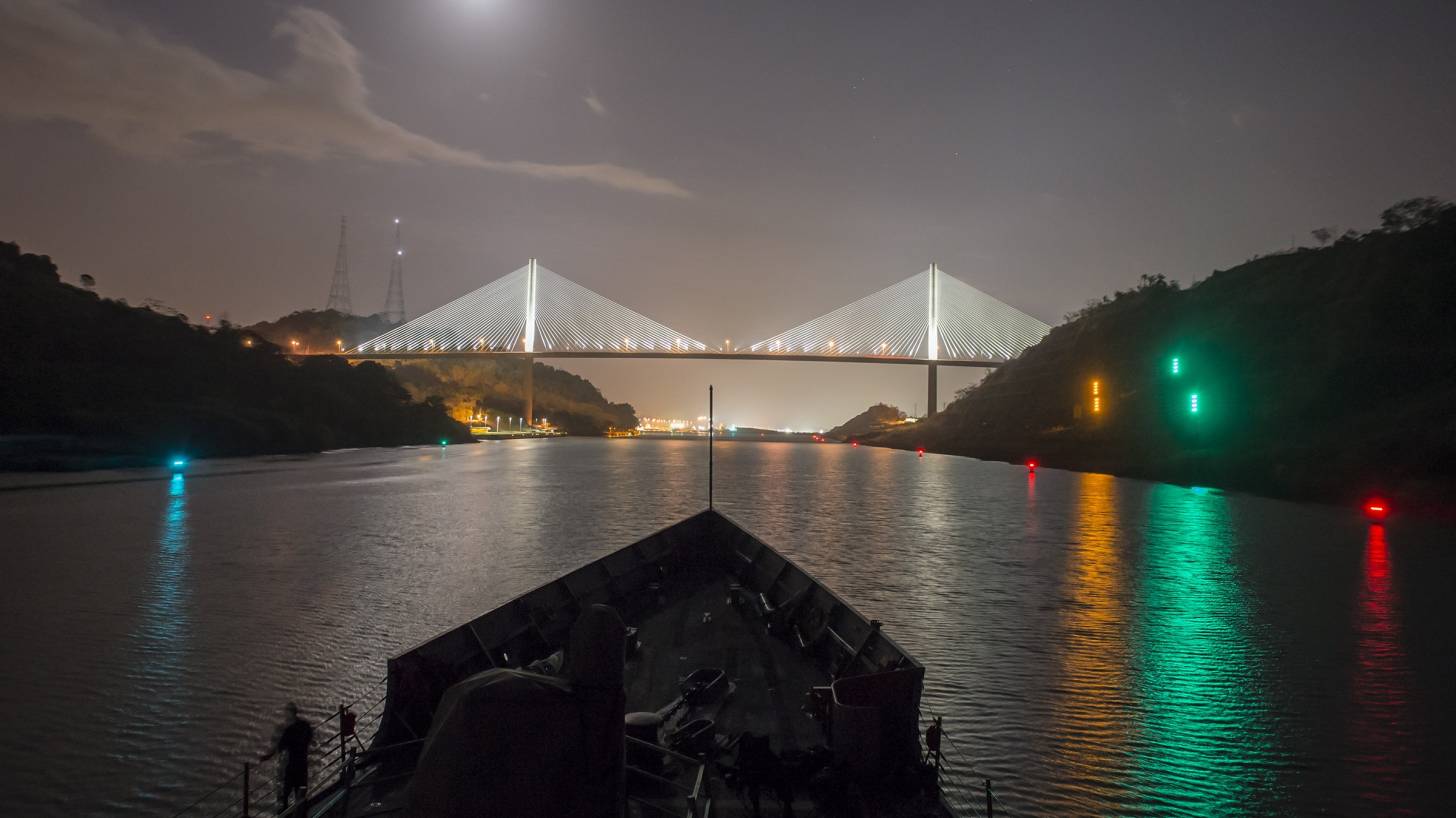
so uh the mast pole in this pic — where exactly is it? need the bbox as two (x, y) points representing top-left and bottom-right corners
(708, 385), (714, 509)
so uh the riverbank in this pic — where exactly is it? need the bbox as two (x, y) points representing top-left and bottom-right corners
(0, 242), (471, 462)
(870, 199), (1456, 517)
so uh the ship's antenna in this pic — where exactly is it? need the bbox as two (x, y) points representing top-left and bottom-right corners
(708, 384), (714, 509)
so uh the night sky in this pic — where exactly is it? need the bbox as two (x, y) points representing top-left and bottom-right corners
(3, 0), (1453, 428)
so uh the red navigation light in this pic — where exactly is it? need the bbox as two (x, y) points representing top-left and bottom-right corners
(916, 447), (925, 458)
(1363, 498), (1390, 521)
(1027, 459), (1037, 472)
(851, 440), (859, 447)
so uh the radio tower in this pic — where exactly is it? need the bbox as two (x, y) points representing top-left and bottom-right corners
(383, 218), (406, 324)
(326, 216), (352, 314)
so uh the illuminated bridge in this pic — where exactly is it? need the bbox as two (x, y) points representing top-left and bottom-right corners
(349, 259), (1050, 421)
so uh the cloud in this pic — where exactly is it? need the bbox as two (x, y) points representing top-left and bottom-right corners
(0, 1), (690, 197)
(584, 92), (608, 118)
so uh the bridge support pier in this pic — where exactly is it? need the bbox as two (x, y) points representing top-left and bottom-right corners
(524, 356), (534, 427)
(926, 363), (938, 417)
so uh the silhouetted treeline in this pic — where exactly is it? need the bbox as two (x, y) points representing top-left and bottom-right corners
(244, 309), (399, 354)
(0, 243), (467, 467)
(872, 198), (1456, 510)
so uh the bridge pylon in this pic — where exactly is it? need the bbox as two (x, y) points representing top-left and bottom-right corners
(927, 363), (938, 418)
(524, 356), (534, 427)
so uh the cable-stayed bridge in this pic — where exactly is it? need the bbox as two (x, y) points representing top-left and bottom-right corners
(349, 259), (1050, 421)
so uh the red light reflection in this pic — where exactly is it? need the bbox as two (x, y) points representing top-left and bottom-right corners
(1350, 523), (1414, 807)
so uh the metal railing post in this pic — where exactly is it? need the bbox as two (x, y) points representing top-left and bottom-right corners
(337, 703), (347, 773)
(242, 762), (250, 818)
(985, 779), (993, 818)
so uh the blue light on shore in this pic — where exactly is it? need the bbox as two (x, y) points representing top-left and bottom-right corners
(168, 455), (189, 471)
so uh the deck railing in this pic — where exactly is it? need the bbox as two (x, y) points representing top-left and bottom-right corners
(920, 712), (1007, 818)
(624, 735), (710, 818)
(169, 675), (389, 818)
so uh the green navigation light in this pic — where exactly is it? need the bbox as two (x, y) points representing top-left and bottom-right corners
(1171, 357), (1181, 375)
(1189, 393), (1200, 414)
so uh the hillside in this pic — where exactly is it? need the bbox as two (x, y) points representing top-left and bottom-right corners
(383, 360), (638, 436)
(826, 403), (907, 442)
(873, 198), (1456, 509)
(245, 311), (639, 436)
(0, 243), (468, 468)
(244, 309), (398, 354)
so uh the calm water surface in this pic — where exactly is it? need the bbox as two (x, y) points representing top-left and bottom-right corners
(1, 439), (1452, 816)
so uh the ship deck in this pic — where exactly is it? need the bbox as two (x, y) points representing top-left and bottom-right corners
(623, 569), (832, 816)
(315, 509), (948, 817)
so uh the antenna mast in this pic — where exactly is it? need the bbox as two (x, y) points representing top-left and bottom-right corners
(326, 216), (352, 314)
(383, 218), (406, 324)
(708, 385), (714, 509)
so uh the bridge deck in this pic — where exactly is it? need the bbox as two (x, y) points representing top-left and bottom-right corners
(337, 350), (999, 367)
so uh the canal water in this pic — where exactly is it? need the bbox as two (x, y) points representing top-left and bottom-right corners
(0, 439), (1451, 816)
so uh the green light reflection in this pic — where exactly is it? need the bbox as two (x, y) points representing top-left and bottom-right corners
(137, 474), (191, 664)
(1131, 484), (1273, 814)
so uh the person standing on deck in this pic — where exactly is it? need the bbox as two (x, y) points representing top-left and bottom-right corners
(259, 702), (314, 814)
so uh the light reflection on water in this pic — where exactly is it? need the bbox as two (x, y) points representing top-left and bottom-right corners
(140, 474), (190, 666)
(1048, 472), (1133, 813)
(0, 440), (1452, 816)
(1349, 524), (1418, 815)
(1131, 483), (1273, 813)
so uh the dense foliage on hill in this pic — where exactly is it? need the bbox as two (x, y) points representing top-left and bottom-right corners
(826, 403), (906, 442)
(873, 199), (1456, 508)
(0, 243), (468, 466)
(384, 359), (638, 436)
(244, 309), (398, 354)
(243, 310), (639, 435)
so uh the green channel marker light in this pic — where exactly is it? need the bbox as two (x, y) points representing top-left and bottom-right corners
(1171, 357), (1181, 375)
(1189, 393), (1200, 414)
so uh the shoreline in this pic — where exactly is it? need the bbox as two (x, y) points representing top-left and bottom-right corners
(867, 437), (1456, 521)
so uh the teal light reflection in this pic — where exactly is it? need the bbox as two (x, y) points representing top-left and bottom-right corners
(1131, 484), (1273, 812)
(137, 473), (192, 665)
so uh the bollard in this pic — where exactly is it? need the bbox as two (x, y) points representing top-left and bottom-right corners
(242, 762), (250, 818)
(985, 779), (993, 818)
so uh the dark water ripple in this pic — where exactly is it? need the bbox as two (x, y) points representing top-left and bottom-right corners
(1, 439), (1453, 816)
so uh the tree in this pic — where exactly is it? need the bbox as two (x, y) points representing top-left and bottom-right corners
(1379, 197), (1452, 232)
(1310, 227), (1334, 246)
